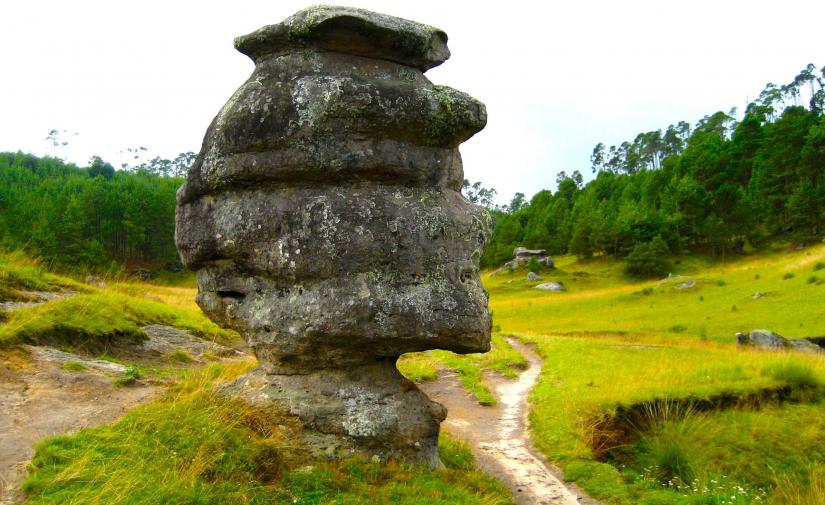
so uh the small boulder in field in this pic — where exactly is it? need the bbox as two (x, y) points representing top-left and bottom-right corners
(85, 275), (107, 288)
(737, 329), (787, 349)
(535, 282), (564, 292)
(527, 272), (543, 282)
(675, 280), (696, 289)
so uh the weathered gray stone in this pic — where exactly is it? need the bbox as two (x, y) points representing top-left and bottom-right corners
(175, 6), (489, 466)
(527, 272), (543, 282)
(513, 247), (546, 258)
(737, 329), (824, 354)
(675, 280), (696, 289)
(738, 329), (787, 349)
(535, 282), (564, 292)
(541, 256), (555, 268)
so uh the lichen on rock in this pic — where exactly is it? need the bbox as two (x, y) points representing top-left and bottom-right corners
(176, 5), (489, 466)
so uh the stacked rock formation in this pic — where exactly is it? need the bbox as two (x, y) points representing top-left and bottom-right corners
(175, 6), (491, 466)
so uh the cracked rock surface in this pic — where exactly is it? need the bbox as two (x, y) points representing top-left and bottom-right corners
(176, 5), (490, 466)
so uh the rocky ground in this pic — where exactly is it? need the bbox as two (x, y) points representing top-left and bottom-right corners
(0, 292), (242, 505)
(421, 338), (597, 505)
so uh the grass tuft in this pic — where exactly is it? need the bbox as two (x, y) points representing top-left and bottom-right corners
(168, 349), (193, 364)
(60, 361), (86, 372)
(114, 366), (144, 386)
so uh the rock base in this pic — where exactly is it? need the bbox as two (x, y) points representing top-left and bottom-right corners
(220, 360), (446, 467)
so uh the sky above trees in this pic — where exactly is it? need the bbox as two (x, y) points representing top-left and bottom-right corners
(1, 0), (823, 205)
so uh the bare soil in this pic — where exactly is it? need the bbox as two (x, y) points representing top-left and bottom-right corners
(0, 348), (159, 504)
(421, 338), (598, 505)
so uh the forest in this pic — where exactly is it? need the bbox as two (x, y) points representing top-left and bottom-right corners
(482, 64), (825, 271)
(0, 152), (188, 270)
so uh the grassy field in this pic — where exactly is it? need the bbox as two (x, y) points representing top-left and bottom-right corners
(22, 362), (510, 505)
(486, 245), (825, 342)
(465, 244), (825, 504)
(1, 253), (511, 504)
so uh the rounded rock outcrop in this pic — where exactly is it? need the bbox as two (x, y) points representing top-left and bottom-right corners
(175, 5), (490, 466)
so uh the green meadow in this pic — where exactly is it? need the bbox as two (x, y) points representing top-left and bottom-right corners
(404, 243), (825, 504)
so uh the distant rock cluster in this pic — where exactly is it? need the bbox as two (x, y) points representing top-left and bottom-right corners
(504, 247), (554, 269)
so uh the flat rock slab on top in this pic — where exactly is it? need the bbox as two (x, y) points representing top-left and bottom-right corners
(234, 5), (450, 70)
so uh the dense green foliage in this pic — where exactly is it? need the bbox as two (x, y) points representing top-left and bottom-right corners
(0, 152), (182, 269)
(483, 65), (825, 270)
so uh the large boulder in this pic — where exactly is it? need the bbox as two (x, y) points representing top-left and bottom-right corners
(175, 5), (490, 467)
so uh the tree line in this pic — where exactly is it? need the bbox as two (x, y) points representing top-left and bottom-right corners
(482, 64), (825, 273)
(0, 152), (185, 270)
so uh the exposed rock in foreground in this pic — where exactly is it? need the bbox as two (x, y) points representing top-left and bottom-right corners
(175, 5), (491, 466)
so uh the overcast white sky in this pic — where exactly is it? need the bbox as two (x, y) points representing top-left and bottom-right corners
(1, 0), (823, 204)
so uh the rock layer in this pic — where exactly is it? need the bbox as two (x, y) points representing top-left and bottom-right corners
(175, 5), (490, 465)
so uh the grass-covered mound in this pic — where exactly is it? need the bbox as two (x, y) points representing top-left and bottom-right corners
(522, 335), (825, 504)
(23, 363), (511, 505)
(0, 251), (85, 301)
(0, 251), (235, 352)
(0, 291), (234, 351)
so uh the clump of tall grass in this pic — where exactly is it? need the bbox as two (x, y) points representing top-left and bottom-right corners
(0, 251), (85, 298)
(771, 466), (825, 505)
(763, 361), (823, 401)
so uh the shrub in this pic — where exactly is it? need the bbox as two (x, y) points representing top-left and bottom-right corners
(527, 257), (540, 273)
(783, 272), (795, 280)
(624, 235), (670, 278)
(814, 261), (825, 272)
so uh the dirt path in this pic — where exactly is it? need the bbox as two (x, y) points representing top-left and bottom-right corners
(421, 338), (596, 505)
